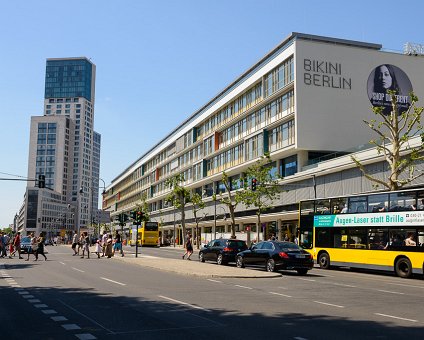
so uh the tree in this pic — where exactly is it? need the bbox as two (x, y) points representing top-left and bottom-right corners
(191, 191), (205, 249)
(352, 91), (424, 191)
(237, 153), (281, 241)
(165, 174), (191, 246)
(219, 171), (243, 239)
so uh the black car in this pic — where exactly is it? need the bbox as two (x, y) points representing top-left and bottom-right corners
(199, 239), (248, 265)
(236, 241), (314, 274)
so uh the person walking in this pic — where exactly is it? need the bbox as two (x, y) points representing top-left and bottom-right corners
(10, 232), (23, 259)
(182, 233), (193, 260)
(25, 233), (37, 261)
(101, 233), (108, 257)
(71, 231), (78, 256)
(35, 234), (47, 261)
(94, 240), (102, 258)
(113, 231), (124, 257)
(80, 232), (90, 259)
(105, 234), (113, 258)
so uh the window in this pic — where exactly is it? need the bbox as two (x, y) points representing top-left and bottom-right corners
(281, 155), (297, 176)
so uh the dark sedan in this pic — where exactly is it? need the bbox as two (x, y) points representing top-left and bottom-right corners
(236, 241), (314, 274)
(199, 239), (248, 265)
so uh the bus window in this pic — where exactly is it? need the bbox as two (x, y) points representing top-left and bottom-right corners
(389, 192), (416, 211)
(331, 197), (347, 214)
(333, 228), (347, 248)
(316, 199), (330, 214)
(300, 201), (314, 215)
(368, 228), (389, 250)
(418, 229), (424, 247)
(368, 194), (388, 212)
(348, 196), (367, 213)
(316, 228), (332, 248)
(348, 228), (367, 249)
(417, 191), (424, 210)
(299, 228), (312, 249)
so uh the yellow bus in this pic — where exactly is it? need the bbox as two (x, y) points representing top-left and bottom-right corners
(129, 221), (159, 246)
(299, 187), (424, 278)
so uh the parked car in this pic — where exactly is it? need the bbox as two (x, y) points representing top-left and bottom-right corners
(236, 241), (314, 274)
(20, 236), (32, 254)
(199, 239), (248, 265)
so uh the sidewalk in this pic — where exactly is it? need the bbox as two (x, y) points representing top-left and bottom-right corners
(112, 254), (281, 278)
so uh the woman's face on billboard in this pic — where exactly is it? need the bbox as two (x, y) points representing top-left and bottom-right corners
(377, 65), (392, 89)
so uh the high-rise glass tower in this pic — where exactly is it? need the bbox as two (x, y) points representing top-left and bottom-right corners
(24, 57), (100, 236)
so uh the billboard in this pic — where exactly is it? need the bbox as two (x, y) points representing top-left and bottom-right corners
(295, 39), (424, 152)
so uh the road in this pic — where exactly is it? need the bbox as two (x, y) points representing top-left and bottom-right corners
(1, 245), (423, 339)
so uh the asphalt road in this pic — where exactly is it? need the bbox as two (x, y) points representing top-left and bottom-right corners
(1, 245), (423, 340)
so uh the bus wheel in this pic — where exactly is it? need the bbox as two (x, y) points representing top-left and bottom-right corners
(395, 257), (412, 278)
(318, 252), (330, 269)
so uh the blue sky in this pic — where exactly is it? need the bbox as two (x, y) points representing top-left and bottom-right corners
(1, 0), (424, 227)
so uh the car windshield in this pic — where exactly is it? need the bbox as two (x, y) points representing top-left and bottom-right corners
(277, 242), (302, 252)
(21, 237), (31, 243)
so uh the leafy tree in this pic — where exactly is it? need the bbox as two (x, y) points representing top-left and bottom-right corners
(1, 227), (13, 235)
(352, 91), (424, 190)
(219, 171), (243, 239)
(165, 174), (191, 246)
(191, 191), (205, 249)
(237, 153), (280, 241)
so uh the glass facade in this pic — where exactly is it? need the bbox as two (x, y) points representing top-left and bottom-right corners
(36, 122), (56, 188)
(45, 59), (93, 101)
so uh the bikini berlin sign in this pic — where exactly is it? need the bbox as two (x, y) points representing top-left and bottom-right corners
(314, 211), (424, 227)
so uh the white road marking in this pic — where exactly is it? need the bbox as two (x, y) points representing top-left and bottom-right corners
(313, 301), (344, 308)
(35, 304), (49, 308)
(207, 279), (223, 283)
(332, 283), (357, 288)
(51, 316), (68, 322)
(158, 295), (210, 311)
(41, 309), (57, 315)
(72, 267), (85, 273)
(234, 285), (253, 290)
(14, 288), (23, 291)
(269, 291), (292, 298)
(375, 313), (417, 323)
(277, 286), (289, 290)
(377, 289), (404, 295)
(28, 299), (41, 303)
(75, 334), (97, 340)
(59, 299), (116, 334)
(294, 337), (309, 340)
(100, 277), (126, 286)
(62, 324), (81, 330)
(387, 282), (424, 289)
(18, 291), (29, 295)
(59, 261), (66, 265)
(297, 278), (316, 282)
(22, 295), (35, 299)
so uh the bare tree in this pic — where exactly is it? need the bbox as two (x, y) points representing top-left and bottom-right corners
(352, 91), (424, 190)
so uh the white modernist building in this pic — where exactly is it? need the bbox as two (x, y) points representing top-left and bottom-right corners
(103, 33), (424, 244)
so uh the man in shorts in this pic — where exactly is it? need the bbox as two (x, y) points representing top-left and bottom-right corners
(113, 231), (124, 257)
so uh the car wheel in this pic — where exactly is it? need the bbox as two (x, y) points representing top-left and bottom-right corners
(199, 252), (205, 263)
(217, 254), (225, 265)
(297, 268), (308, 275)
(266, 259), (276, 272)
(236, 256), (245, 268)
(318, 252), (330, 269)
(395, 257), (412, 278)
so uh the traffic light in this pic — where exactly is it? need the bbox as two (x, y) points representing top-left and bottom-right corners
(135, 211), (144, 225)
(251, 178), (257, 191)
(130, 211), (136, 220)
(38, 175), (45, 188)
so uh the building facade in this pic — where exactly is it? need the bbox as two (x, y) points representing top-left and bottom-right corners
(19, 57), (101, 237)
(103, 33), (424, 244)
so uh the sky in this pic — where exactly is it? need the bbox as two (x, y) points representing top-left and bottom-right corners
(1, 0), (424, 227)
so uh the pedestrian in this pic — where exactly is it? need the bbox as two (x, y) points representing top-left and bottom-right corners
(10, 232), (23, 259)
(94, 240), (102, 258)
(182, 233), (193, 260)
(0, 232), (7, 258)
(25, 233), (37, 261)
(71, 231), (78, 256)
(105, 234), (113, 258)
(80, 232), (90, 259)
(113, 231), (124, 257)
(35, 234), (47, 261)
(101, 233), (108, 257)
(77, 233), (84, 255)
